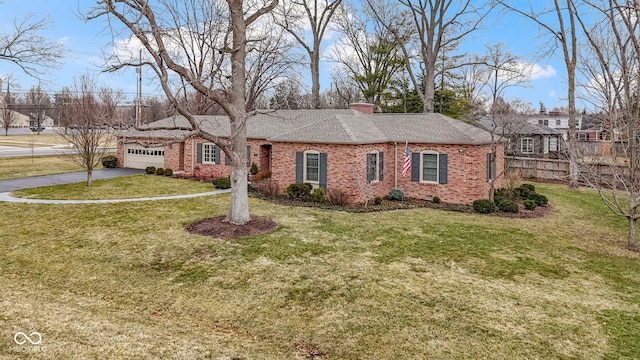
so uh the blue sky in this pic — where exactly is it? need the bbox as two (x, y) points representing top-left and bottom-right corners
(3, 1), (577, 111)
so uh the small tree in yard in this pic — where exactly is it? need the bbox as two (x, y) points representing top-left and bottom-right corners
(58, 75), (119, 187)
(574, 0), (640, 250)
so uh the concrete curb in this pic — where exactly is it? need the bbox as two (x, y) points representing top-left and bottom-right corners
(0, 189), (231, 204)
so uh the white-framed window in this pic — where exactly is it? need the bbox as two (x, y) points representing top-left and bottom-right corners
(521, 138), (534, 154)
(549, 137), (558, 152)
(202, 143), (217, 164)
(366, 150), (380, 183)
(578, 133), (588, 141)
(420, 151), (439, 183)
(304, 150), (320, 183)
(555, 119), (561, 126)
(538, 119), (549, 126)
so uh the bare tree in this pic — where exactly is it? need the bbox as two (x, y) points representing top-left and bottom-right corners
(481, 43), (531, 201)
(58, 75), (117, 187)
(24, 85), (51, 134)
(366, 0), (494, 113)
(573, 0), (640, 249)
(53, 87), (74, 133)
(0, 79), (18, 135)
(89, 0), (278, 225)
(497, 0), (581, 189)
(274, 0), (343, 109)
(0, 13), (65, 79)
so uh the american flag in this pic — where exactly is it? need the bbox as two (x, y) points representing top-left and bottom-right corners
(402, 141), (411, 177)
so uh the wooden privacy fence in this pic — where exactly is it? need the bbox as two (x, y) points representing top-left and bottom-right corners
(505, 156), (628, 183)
(505, 157), (570, 181)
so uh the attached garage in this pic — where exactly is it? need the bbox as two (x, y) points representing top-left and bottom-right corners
(124, 144), (165, 169)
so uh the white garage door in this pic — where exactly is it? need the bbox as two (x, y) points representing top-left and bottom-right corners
(124, 144), (165, 169)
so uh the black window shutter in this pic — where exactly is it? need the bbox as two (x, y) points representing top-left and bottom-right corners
(486, 153), (491, 181)
(379, 152), (384, 182)
(295, 152), (303, 183)
(214, 145), (221, 164)
(411, 152), (420, 182)
(319, 153), (328, 189)
(366, 154), (374, 183)
(492, 153), (497, 180)
(246, 145), (251, 167)
(196, 143), (202, 163)
(439, 153), (448, 184)
(225, 153), (231, 165)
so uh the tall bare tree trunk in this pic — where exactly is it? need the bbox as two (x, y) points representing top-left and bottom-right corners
(227, 0), (251, 224)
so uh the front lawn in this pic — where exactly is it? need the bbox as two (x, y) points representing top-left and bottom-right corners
(12, 175), (215, 200)
(0, 155), (100, 180)
(1, 182), (639, 359)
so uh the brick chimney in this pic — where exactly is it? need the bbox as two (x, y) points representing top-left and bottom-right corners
(349, 100), (374, 115)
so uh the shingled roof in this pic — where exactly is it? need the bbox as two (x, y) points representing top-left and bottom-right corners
(122, 109), (494, 145)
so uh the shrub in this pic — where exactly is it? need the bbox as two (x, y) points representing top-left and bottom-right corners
(523, 199), (537, 210)
(387, 189), (405, 201)
(155, 168), (165, 175)
(516, 187), (533, 200)
(252, 170), (272, 182)
(211, 176), (231, 189)
(284, 183), (313, 199)
(101, 155), (118, 168)
(164, 168), (173, 176)
(520, 183), (536, 193)
(373, 196), (383, 205)
(473, 199), (496, 214)
(145, 166), (156, 174)
(249, 162), (259, 175)
(495, 188), (517, 200)
(529, 193), (548, 206)
(326, 189), (349, 206)
(497, 198), (519, 213)
(432, 196), (441, 204)
(310, 188), (325, 203)
(253, 180), (280, 197)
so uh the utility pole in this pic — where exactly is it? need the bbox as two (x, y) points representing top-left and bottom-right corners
(136, 49), (142, 127)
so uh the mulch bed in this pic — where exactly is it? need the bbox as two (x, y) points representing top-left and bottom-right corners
(185, 194), (550, 240)
(185, 216), (279, 240)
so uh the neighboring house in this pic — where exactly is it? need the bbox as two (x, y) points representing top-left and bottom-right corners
(474, 116), (564, 159)
(525, 111), (583, 141)
(116, 103), (503, 205)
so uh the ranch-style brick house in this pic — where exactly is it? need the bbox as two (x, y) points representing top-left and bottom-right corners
(116, 103), (504, 204)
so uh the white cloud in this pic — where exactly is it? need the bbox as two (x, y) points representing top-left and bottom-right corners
(529, 64), (557, 80)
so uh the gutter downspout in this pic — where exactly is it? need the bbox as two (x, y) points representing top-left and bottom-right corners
(191, 136), (195, 177)
(394, 142), (398, 189)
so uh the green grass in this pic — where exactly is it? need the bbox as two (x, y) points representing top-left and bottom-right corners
(1, 181), (639, 359)
(12, 175), (215, 199)
(0, 155), (102, 180)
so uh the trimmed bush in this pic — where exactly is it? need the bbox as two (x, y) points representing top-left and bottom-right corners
(145, 166), (156, 174)
(495, 188), (517, 200)
(387, 189), (405, 201)
(310, 188), (325, 203)
(249, 162), (259, 175)
(524, 199), (537, 210)
(155, 168), (165, 175)
(497, 198), (519, 213)
(432, 196), (441, 204)
(326, 189), (349, 206)
(520, 183), (536, 193)
(473, 199), (496, 214)
(529, 193), (548, 206)
(211, 176), (231, 189)
(284, 183), (313, 199)
(164, 168), (173, 176)
(373, 196), (383, 205)
(101, 155), (118, 168)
